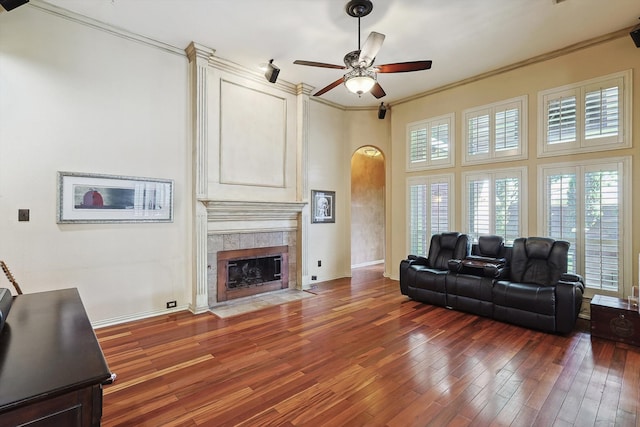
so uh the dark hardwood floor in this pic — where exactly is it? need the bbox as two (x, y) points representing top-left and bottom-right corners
(96, 266), (640, 426)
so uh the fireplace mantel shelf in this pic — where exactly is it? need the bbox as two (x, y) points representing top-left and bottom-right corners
(203, 200), (306, 222)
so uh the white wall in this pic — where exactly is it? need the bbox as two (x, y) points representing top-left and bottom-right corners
(306, 101), (350, 281)
(0, 6), (191, 325)
(0, 5), (389, 326)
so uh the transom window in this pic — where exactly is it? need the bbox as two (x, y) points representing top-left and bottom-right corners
(538, 70), (631, 157)
(463, 96), (527, 165)
(406, 113), (455, 171)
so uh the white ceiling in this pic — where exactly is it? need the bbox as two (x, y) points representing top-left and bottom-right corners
(41, 0), (640, 107)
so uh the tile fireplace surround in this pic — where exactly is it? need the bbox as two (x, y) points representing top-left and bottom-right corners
(207, 231), (297, 306)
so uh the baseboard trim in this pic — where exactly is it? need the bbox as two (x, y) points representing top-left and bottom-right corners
(351, 260), (384, 269)
(92, 304), (190, 329)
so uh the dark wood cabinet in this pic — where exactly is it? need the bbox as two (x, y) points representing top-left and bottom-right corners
(591, 294), (640, 347)
(0, 289), (111, 426)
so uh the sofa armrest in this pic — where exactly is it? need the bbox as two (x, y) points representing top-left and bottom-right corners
(483, 264), (509, 279)
(408, 255), (430, 266)
(555, 280), (584, 334)
(448, 259), (463, 272)
(559, 273), (585, 293)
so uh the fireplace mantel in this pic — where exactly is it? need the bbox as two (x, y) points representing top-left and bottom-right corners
(203, 200), (306, 234)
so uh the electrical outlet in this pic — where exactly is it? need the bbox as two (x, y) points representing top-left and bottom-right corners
(317, 260), (322, 267)
(18, 209), (29, 222)
(166, 300), (177, 309)
(311, 275), (317, 280)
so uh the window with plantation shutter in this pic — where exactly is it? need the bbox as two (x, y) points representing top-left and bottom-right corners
(539, 158), (630, 297)
(547, 94), (577, 145)
(463, 96), (527, 165)
(407, 175), (453, 255)
(538, 70), (630, 157)
(407, 113), (454, 171)
(462, 168), (526, 244)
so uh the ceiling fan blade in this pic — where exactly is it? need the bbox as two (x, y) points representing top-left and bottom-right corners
(313, 77), (345, 97)
(359, 31), (385, 66)
(370, 82), (386, 99)
(293, 60), (346, 70)
(376, 60), (433, 73)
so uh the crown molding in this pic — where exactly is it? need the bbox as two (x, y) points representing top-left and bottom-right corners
(392, 26), (635, 108)
(32, 0), (184, 56)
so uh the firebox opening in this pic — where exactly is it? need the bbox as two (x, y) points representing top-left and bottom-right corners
(216, 245), (289, 302)
(227, 255), (282, 288)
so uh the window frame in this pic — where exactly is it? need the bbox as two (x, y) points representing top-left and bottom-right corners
(462, 95), (528, 165)
(406, 113), (455, 171)
(461, 166), (527, 244)
(537, 157), (632, 298)
(537, 70), (632, 157)
(406, 174), (455, 256)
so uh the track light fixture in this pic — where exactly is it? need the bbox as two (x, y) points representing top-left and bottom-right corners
(264, 59), (280, 83)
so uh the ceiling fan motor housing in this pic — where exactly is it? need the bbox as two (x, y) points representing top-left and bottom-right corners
(346, 0), (373, 18)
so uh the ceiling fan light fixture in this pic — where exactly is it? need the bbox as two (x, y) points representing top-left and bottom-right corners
(344, 68), (376, 95)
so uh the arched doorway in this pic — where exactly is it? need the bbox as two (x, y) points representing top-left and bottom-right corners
(350, 146), (385, 274)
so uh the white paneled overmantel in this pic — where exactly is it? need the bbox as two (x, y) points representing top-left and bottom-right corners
(204, 200), (306, 234)
(187, 39), (310, 310)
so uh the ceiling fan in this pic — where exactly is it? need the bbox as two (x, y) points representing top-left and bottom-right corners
(293, 0), (432, 99)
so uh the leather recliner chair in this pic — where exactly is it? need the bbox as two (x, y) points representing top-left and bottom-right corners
(492, 236), (584, 334)
(399, 232), (470, 306)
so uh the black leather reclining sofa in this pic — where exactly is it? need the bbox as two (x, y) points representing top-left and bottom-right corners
(399, 232), (585, 334)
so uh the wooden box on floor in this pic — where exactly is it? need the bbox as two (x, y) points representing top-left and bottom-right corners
(590, 294), (640, 347)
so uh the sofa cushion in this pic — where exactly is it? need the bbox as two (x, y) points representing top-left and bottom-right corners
(493, 280), (556, 315)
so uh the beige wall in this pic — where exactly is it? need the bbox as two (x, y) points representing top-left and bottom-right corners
(388, 35), (640, 299)
(0, 6), (191, 324)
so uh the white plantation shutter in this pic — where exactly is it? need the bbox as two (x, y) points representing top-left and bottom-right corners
(407, 114), (454, 171)
(430, 182), (449, 236)
(430, 122), (449, 161)
(409, 183), (428, 255)
(408, 176), (453, 255)
(494, 177), (519, 243)
(584, 169), (619, 291)
(464, 168), (525, 244)
(495, 108), (519, 151)
(463, 96), (526, 164)
(467, 113), (490, 156)
(409, 128), (427, 164)
(541, 159), (627, 295)
(467, 178), (491, 242)
(545, 173), (578, 272)
(538, 71), (630, 156)
(547, 95), (577, 145)
(585, 86), (619, 141)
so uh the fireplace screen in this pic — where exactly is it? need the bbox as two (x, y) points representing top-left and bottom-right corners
(227, 255), (282, 289)
(217, 245), (289, 302)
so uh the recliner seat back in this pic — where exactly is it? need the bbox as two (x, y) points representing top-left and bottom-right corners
(510, 237), (569, 286)
(428, 232), (469, 270)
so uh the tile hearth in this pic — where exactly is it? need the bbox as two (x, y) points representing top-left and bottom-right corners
(209, 288), (314, 318)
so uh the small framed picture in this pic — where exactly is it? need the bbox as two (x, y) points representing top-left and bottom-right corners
(311, 190), (335, 223)
(57, 171), (174, 223)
